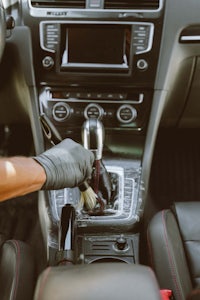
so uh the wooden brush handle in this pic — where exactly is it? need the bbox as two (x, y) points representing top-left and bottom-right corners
(79, 181), (90, 192)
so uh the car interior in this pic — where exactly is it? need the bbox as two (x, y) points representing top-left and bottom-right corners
(1, 0), (200, 299)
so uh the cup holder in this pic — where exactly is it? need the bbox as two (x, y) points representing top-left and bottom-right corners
(89, 257), (129, 264)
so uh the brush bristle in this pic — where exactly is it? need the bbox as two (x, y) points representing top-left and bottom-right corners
(80, 186), (97, 210)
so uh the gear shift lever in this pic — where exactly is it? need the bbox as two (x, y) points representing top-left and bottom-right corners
(82, 118), (104, 160)
(82, 118), (112, 213)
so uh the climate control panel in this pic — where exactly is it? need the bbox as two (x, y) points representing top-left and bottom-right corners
(39, 87), (152, 135)
(52, 101), (138, 124)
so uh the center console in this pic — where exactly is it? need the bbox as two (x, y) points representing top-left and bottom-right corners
(21, 0), (164, 265)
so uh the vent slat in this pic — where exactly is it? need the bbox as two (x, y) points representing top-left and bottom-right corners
(31, 0), (159, 10)
(31, 0), (85, 8)
(104, 0), (159, 10)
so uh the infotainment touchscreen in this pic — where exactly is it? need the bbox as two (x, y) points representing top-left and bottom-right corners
(60, 24), (132, 73)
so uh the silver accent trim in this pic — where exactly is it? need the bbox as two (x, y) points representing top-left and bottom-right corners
(117, 104), (137, 124)
(40, 89), (144, 107)
(45, 90), (144, 105)
(136, 59), (148, 69)
(84, 103), (104, 120)
(52, 102), (71, 121)
(29, 0), (163, 18)
(82, 119), (104, 160)
(180, 35), (200, 42)
(134, 25), (154, 55)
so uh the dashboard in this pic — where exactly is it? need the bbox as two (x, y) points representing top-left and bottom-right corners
(1, 0), (200, 265)
(24, 0), (163, 263)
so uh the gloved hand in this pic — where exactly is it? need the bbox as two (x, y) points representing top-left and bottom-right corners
(34, 138), (94, 190)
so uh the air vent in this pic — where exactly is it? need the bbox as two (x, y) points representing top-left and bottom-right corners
(31, 0), (160, 10)
(31, 0), (85, 8)
(104, 0), (159, 10)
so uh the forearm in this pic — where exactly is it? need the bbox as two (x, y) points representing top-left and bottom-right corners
(0, 156), (46, 201)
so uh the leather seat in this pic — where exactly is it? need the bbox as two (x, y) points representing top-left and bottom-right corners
(147, 202), (200, 300)
(0, 239), (35, 300)
(34, 263), (162, 300)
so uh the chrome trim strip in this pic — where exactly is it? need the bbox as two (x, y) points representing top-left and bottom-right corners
(180, 35), (200, 42)
(46, 94), (144, 105)
(28, 0), (163, 18)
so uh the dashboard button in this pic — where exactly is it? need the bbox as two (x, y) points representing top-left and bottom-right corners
(42, 56), (54, 69)
(137, 59), (148, 71)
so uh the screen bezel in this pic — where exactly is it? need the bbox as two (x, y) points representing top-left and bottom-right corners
(59, 23), (132, 73)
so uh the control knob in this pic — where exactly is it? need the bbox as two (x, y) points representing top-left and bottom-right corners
(84, 103), (104, 120)
(42, 56), (54, 69)
(116, 104), (137, 124)
(115, 235), (128, 251)
(52, 102), (72, 122)
(137, 59), (148, 71)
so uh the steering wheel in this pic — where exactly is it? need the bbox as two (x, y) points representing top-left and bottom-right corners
(0, 0), (5, 62)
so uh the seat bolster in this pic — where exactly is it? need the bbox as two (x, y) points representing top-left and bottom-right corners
(147, 209), (192, 300)
(34, 263), (162, 300)
(174, 202), (200, 286)
(0, 240), (35, 300)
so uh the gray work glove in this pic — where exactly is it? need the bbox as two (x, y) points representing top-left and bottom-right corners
(34, 138), (94, 190)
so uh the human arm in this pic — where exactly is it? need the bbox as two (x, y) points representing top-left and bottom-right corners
(0, 138), (94, 201)
(0, 156), (46, 201)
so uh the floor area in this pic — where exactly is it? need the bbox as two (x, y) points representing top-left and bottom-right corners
(149, 128), (200, 211)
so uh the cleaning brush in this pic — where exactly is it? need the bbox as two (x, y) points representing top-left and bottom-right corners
(81, 118), (106, 212)
(40, 113), (97, 210)
(79, 181), (97, 210)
